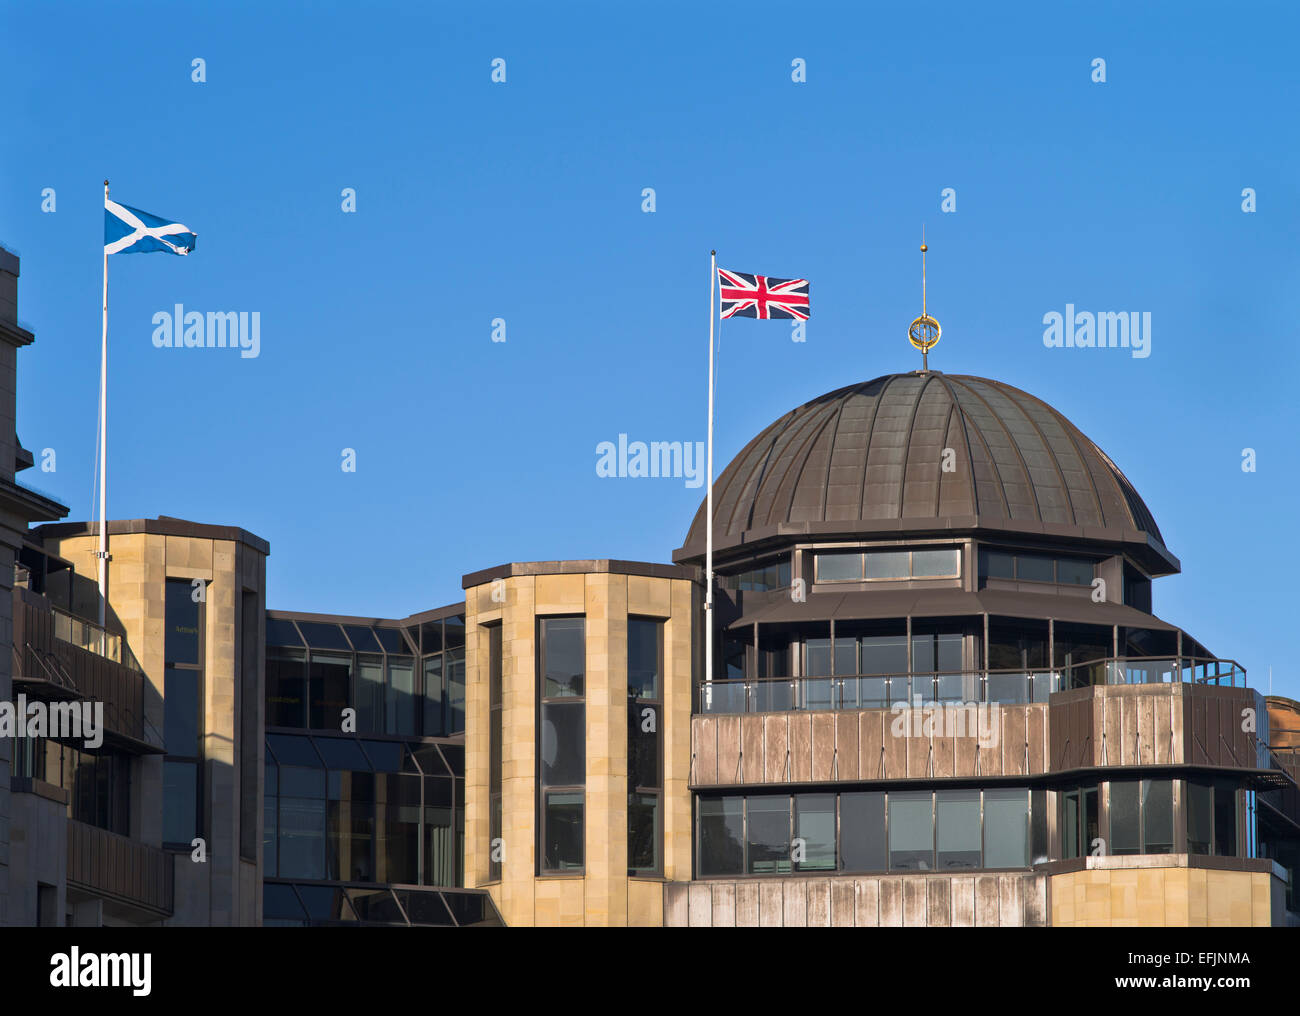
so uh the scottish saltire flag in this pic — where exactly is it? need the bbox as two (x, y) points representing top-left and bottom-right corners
(718, 268), (810, 320)
(104, 198), (197, 256)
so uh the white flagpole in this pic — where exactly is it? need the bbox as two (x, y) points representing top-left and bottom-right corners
(97, 180), (109, 636)
(705, 250), (716, 698)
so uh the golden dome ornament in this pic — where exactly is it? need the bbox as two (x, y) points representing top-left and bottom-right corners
(908, 238), (941, 371)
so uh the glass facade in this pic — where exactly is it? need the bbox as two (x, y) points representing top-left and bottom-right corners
(265, 614), (464, 737)
(264, 732), (460, 885)
(698, 788), (1042, 876)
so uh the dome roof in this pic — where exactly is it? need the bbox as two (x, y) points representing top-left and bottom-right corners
(676, 372), (1175, 572)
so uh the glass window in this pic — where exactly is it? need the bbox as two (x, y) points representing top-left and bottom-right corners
(385, 657), (417, 735)
(805, 638), (831, 677)
(542, 791), (584, 871)
(280, 765), (326, 798)
(488, 624), (503, 881)
(628, 618), (661, 699)
(860, 634), (908, 675)
(1213, 779), (1237, 856)
(267, 733), (322, 768)
(699, 797), (744, 876)
(865, 550), (910, 579)
(263, 884), (307, 926)
(443, 617), (466, 651)
(628, 702), (660, 791)
(833, 635), (858, 676)
(1056, 557), (1093, 585)
(393, 890), (453, 926)
(839, 792), (886, 872)
(356, 656), (384, 734)
(983, 789), (1029, 868)
(373, 627), (408, 654)
(165, 579), (201, 664)
(1017, 555), (1055, 582)
(912, 548), (960, 577)
(1030, 789), (1049, 865)
(296, 622), (351, 652)
(1110, 781), (1141, 855)
(446, 649), (465, 733)
(265, 617), (304, 647)
(422, 654), (444, 736)
(540, 702), (585, 786)
(164, 667), (200, 757)
(344, 626), (382, 652)
(936, 789), (981, 869)
(1143, 780), (1173, 854)
(1061, 789), (1081, 859)
(420, 621), (443, 654)
(1187, 780), (1213, 854)
(266, 649), (306, 728)
(376, 773), (420, 883)
(889, 791), (933, 871)
(539, 618), (584, 873)
(815, 551), (862, 582)
(541, 618), (584, 697)
(628, 793), (660, 874)
(278, 795), (327, 879)
(263, 794), (278, 877)
(308, 653), (352, 731)
(794, 794), (836, 871)
(312, 736), (369, 771)
(359, 739), (403, 772)
(327, 769), (374, 882)
(983, 550), (1015, 579)
(746, 796), (792, 875)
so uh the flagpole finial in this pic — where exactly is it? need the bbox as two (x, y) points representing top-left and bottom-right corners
(908, 236), (941, 372)
(711, 249), (716, 256)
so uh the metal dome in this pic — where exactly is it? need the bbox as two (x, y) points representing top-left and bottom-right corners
(676, 372), (1174, 572)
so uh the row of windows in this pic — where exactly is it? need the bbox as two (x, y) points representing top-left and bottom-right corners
(980, 549), (1094, 586)
(530, 615), (667, 876)
(264, 736), (463, 885)
(720, 559), (792, 592)
(815, 548), (961, 584)
(12, 737), (131, 836)
(1061, 779), (1241, 859)
(698, 789), (1048, 877)
(267, 615), (463, 657)
(264, 882), (500, 927)
(266, 647), (465, 736)
(726, 621), (1119, 681)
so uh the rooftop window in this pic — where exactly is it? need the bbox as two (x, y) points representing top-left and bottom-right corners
(979, 549), (1094, 586)
(814, 547), (960, 584)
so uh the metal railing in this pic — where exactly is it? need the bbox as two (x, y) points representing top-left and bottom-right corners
(698, 669), (1063, 714)
(1060, 656), (1246, 690)
(51, 605), (143, 674)
(697, 655), (1249, 714)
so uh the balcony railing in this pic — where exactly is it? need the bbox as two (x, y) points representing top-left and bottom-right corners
(697, 655), (1248, 714)
(67, 819), (174, 917)
(51, 605), (143, 674)
(13, 590), (156, 747)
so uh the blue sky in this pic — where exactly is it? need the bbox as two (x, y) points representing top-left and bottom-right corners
(3, 1), (1298, 698)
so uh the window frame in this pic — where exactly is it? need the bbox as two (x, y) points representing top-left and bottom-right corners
(537, 616), (586, 875)
(627, 616), (664, 877)
(163, 577), (206, 850)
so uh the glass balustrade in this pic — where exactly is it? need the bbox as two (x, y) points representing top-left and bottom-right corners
(696, 656), (1246, 713)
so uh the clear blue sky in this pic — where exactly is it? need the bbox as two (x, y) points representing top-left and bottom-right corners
(3, 2), (1298, 699)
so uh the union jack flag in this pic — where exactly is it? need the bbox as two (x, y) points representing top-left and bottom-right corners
(718, 268), (810, 320)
